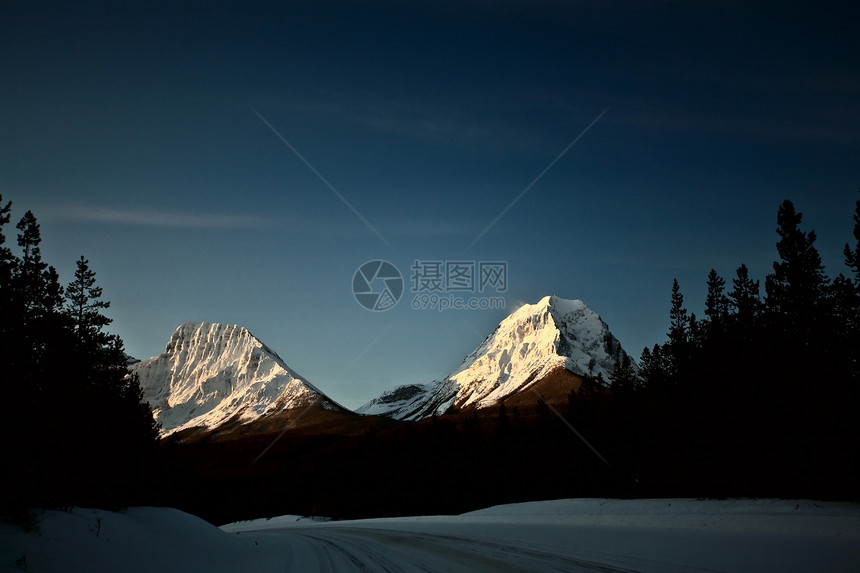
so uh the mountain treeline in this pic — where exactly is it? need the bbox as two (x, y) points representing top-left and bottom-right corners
(0, 196), (161, 519)
(588, 196), (860, 498)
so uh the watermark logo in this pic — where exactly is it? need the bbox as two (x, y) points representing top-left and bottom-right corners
(352, 260), (404, 311)
(353, 259), (507, 312)
(410, 260), (507, 293)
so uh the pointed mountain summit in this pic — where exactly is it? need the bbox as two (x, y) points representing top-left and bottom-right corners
(358, 295), (635, 420)
(131, 322), (344, 436)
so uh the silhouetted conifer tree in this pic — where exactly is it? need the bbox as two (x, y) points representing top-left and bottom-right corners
(831, 191), (860, 383)
(765, 200), (830, 336)
(728, 264), (762, 330)
(665, 279), (690, 381)
(688, 312), (701, 349)
(835, 192), (860, 328)
(609, 353), (637, 403)
(14, 211), (64, 321)
(0, 196), (12, 308)
(841, 190), (860, 285)
(638, 344), (669, 391)
(704, 269), (729, 332)
(66, 256), (111, 341)
(0, 195), (15, 368)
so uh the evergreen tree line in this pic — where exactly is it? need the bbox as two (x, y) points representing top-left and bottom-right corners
(599, 196), (859, 497)
(638, 198), (859, 394)
(0, 196), (160, 516)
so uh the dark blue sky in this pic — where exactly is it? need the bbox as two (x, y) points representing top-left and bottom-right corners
(3, 1), (858, 407)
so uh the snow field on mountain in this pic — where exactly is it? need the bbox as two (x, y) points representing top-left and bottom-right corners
(448, 297), (568, 409)
(6, 499), (856, 572)
(131, 322), (330, 435)
(358, 295), (636, 420)
(355, 383), (434, 417)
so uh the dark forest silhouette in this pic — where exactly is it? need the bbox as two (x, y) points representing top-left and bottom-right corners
(0, 196), (161, 521)
(623, 197), (860, 497)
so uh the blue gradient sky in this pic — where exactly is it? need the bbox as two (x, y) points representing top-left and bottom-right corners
(3, 1), (858, 408)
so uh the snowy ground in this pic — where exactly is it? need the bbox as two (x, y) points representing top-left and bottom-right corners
(3, 498), (859, 572)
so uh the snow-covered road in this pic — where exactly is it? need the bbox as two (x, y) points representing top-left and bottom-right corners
(249, 526), (691, 572)
(226, 499), (860, 573)
(4, 499), (859, 572)
(274, 527), (606, 572)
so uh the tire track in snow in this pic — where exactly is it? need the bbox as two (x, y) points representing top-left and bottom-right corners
(285, 527), (719, 572)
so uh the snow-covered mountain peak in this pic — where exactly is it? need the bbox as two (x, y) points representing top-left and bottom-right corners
(163, 321), (310, 380)
(357, 295), (635, 420)
(131, 321), (336, 436)
(545, 294), (584, 314)
(449, 294), (624, 410)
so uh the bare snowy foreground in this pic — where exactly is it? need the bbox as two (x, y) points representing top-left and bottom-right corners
(3, 499), (859, 572)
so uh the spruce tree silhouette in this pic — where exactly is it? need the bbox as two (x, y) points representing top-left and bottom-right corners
(0, 199), (160, 516)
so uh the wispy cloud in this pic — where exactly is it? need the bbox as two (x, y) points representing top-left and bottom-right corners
(256, 88), (546, 154)
(357, 112), (543, 152)
(55, 204), (469, 238)
(53, 205), (270, 229)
